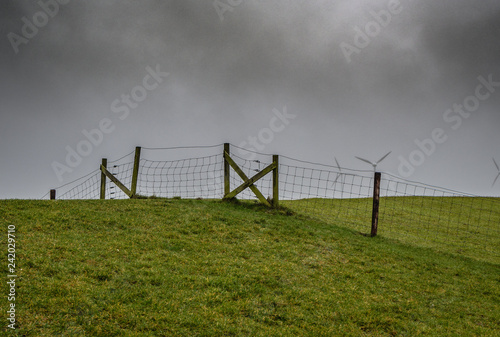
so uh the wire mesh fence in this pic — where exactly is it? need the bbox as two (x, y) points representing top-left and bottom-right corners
(138, 154), (223, 199)
(41, 170), (102, 200)
(276, 154), (375, 234)
(378, 174), (500, 261)
(44, 143), (500, 262)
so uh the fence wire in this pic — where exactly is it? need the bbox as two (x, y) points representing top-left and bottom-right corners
(277, 158), (375, 233)
(41, 170), (101, 200)
(45, 144), (500, 262)
(138, 155), (223, 199)
(378, 174), (500, 260)
(105, 161), (135, 200)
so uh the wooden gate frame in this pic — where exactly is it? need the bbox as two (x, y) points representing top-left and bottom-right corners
(223, 143), (279, 208)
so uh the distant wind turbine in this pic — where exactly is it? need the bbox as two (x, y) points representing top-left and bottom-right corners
(330, 157), (344, 188)
(493, 158), (500, 187)
(355, 151), (392, 172)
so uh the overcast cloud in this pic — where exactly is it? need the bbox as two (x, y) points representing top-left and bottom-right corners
(1, 0), (499, 198)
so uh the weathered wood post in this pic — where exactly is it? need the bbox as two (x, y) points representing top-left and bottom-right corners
(100, 158), (107, 200)
(273, 155), (279, 208)
(371, 172), (381, 237)
(131, 146), (141, 198)
(50, 189), (56, 200)
(224, 143), (230, 198)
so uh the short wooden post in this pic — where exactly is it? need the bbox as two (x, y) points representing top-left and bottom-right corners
(131, 146), (141, 197)
(100, 158), (107, 200)
(371, 172), (381, 237)
(272, 155), (279, 208)
(224, 143), (230, 197)
(50, 189), (56, 200)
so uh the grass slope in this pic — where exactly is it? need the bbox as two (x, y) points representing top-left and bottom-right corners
(1, 199), (499, 336)
(283, 197), (500, 264)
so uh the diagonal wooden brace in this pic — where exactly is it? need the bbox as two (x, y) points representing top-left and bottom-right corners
(223, 151), (272, 207)
(226, 162), (276, 200)
(100, 165), (133, 198)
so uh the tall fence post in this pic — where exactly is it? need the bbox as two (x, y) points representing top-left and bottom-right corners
(131, 146), (141, 198)
(371, 172), (381, 237)
(224, 143), (230, 197)
(100, 158), (107, 200)
(50, 189), (56, 200)
(273, 155), (279, 208)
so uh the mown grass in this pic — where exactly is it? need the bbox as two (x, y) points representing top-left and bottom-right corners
(1, 199), (499, 336)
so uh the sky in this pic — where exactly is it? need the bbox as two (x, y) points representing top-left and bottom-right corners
(1, 0), (500, 199)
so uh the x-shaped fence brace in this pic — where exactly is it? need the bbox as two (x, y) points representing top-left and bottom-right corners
(222, 150), (278, 208)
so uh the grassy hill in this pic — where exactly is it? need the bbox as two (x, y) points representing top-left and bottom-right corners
(283, 196), (500, 264)
(1, 199), (499, 336)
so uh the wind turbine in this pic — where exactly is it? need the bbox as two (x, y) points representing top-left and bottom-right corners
(330, 157), (346, 198)
(330, 157), (344, 188)
(493, 158), (500, 187)
(355, 151), (392, 172)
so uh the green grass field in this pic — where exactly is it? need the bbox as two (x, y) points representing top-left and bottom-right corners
(1, 199), (499, 336)
(283, 196), (500, 264)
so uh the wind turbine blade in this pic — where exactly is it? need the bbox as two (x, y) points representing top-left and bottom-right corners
(493, 173), (500, 187)
(376, 151), (392, 164)
(330, 176), (338, 188)
(330, 157), (342, 189)
(355, 156), (374, 165)
(329, 173), (339, 188)
(493, 158), (499, 171)
(335, 158), (341, 171)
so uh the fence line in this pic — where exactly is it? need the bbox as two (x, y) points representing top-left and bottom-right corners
(45, 143), (500, 263)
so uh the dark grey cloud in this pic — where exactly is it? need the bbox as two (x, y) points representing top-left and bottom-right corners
(417, 2), (500, 80)
(1, 0), (500, 198)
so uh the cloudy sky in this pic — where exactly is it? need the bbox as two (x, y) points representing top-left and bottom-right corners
(1, 0), (500, 199)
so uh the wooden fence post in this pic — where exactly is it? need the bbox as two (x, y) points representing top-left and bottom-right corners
(100, 158), (107, 200)
(371, 172), (381, 237)
(224, 143), (230, 197)
(50, 189), (56, 200)
(131, 146), (141, 197)
(273, 155), (279, 208)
